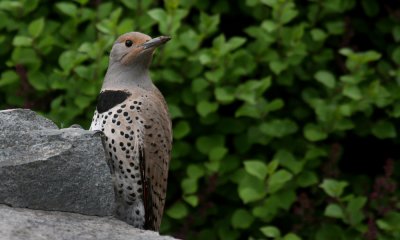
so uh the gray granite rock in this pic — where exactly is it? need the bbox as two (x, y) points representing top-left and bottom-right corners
(0, 204), (176, 240)
(0, 108), (58, 131)
(0, 109), (115, 216)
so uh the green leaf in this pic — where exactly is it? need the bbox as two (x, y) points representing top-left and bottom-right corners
(74, 95), (92, 109)
(260, 119), (298, 138)
(0, 70), (19, 87)
(235, 103), (261, 118)
(74, 0), (89, 5)
(0, 1), (23, 11)
(361, 0), (379, 17)
(117, 19), (135, 35)
(346, 196), (367, 225)
(371, 120), (397, 139)
(196, 135), (224, 155)
(393, 26), (400, 42)
(147, 8), (167, 22)
(207, 69), (225, 84)
(215, 87), (235, 103)
(376, 212), (400, 231)
(223, 37), (246, 54)
(192, 78), (209, 93)
(268, 169), (293, 193)
(166, 202), (188, 220)
(205, 160), (220, 172)
(273, 150), (303, 174)
(325, 20), (345, 35)
(297, 171), (319, 187)
(267, 160), (279, 175)
(196, 100), (218, 117)
(238, 172), (266, 203)
(58, 50), (76, 72)
(183, 195), (198, 207)
(269, 60), (288, 74)
(275, 189), (297, 210)
(253, 196), (283, 221)
(187, 164), (204, 179)
(260, 226), (281, 238)
(173, 121), (190, 139)
(179, 29), (201, 51)
(311, 28), (327, 41)
(283, 233), (302, 240)
(392, 47), (400, 65)
(56, 2), (78, 17)
(209, 146), (228, 161)
(13, 36), (33, 47)
(316, 224), (344, 240)
(96, 20), (112, 34)
(261, 20), (277, 32)
(244, 160), (268, 180)
(199, 13), (220, 36)
(314, 70), (336, 89)
(231, 209), (254, 229)
(363, 50), (382, 62)
(324, 203), (344, 219)
(120, 0), (136, 9)
(320, 179), (348, 198)
(343, 85), (362, 100)
(303, 123), (327, 142)
(28, 71), (47, 91)
(28, 17), (44, 38)
(265, 99), (285, 112)
(74, 66), (92, 79)
(236, 77), (271, 104)
(181, 177), (197, 194)
(279, 2), (298, 24)
(261, 0), (277, 7)
(168, 104), (183, 119)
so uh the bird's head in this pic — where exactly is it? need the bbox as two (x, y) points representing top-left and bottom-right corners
(110, 32), (171, 68)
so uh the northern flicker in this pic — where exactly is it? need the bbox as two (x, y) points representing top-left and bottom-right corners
(90, 32), (172, 231)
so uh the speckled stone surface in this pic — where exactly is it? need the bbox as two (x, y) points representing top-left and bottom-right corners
(0, 109), (115, 216)
(0, 204), (177, 240)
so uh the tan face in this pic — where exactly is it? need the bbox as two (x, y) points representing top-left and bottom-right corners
(110, 32), (170, 66)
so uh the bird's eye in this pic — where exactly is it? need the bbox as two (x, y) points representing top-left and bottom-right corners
(125, 40), (133, 47)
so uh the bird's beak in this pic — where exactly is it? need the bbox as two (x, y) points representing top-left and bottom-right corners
(142, 36), (171, 50)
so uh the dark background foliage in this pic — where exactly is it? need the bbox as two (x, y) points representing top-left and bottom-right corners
(1, 0), (400, 239)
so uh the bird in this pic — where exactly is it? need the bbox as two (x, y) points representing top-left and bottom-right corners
(90, 32), (172, 231)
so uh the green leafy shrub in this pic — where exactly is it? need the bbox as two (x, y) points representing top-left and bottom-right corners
(1, 0), (399, 239)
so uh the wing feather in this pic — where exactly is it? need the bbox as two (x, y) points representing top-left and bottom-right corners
(140, 90), (172, 231)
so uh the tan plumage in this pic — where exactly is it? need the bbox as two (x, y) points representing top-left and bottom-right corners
(90, 32), (172, 231)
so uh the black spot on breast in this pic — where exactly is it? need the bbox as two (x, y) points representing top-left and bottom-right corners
(96, 90), (131, 113)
